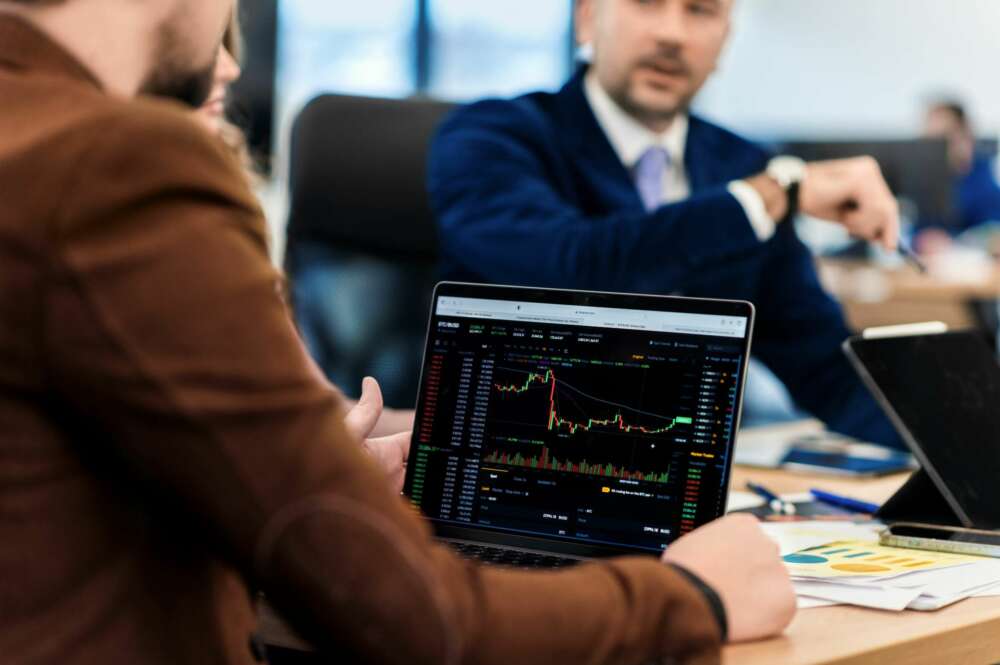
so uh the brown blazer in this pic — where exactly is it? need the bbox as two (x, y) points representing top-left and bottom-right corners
(0, 16), (721, 665)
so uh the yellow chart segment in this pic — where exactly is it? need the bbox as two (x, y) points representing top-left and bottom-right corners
(783, 540), (987, 579)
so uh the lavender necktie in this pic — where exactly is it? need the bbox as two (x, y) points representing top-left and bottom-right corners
(633, 147), (670, 212)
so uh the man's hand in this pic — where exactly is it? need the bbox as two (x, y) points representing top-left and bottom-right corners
(362, 431), (410, 494)
(343, 377), (411, 494)
(662, 514), (796, 643)
(800, 157), (900, 251)
(748, 156), (900, 251)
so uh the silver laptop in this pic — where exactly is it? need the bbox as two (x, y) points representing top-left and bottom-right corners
(403, 282), (755, 567)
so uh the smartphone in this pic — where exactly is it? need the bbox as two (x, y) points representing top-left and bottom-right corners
(880, 522), (1000, 558)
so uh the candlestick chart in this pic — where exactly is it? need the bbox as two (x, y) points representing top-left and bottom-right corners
(485, 361), (696, 484)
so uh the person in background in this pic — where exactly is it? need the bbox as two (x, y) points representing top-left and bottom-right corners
(0, 2), (795, 665)
(921, 99), (1000, 237)
(429, 0), (904, 448)
(194, 6), (417, 441)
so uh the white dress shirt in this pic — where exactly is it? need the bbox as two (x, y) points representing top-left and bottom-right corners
(583, 71), (776, 240)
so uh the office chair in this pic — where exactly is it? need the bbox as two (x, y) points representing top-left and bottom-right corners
(285, 93), (455, 408)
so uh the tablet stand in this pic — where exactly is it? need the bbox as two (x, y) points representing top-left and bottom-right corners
(876, 469), (967, 527)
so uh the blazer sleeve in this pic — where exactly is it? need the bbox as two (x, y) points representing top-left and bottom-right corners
(750, 226), (903, 448)
(43, 106), (723, 665)
(428, 101), (764, 293)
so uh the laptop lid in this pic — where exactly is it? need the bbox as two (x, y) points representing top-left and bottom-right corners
(403, 283), (755, 558)
(844, 330), (1000, 529)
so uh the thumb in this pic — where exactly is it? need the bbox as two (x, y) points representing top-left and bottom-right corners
(344, 377), (383, 441)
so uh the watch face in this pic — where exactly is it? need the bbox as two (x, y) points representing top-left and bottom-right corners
(768, 156), (808, 188)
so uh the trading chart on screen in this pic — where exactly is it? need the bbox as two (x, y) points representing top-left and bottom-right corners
(405, 295), (748, 552)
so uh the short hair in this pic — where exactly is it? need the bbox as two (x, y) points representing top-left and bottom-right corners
(929, 99), (970, 131)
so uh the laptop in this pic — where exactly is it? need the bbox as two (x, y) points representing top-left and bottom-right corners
(402, 282), (755, 567)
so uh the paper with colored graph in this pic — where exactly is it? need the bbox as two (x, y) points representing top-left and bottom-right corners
(783, 540), (983, 580)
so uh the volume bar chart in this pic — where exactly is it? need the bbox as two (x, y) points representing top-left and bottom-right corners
(484, 446), (671, 484)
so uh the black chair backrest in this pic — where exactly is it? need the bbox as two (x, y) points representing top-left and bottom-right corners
(286, 93), (456, 259)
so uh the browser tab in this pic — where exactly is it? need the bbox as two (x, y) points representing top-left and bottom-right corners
(435, 296), (747, 338)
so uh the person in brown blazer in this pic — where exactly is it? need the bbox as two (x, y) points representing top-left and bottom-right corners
(0, 1), (796, 664)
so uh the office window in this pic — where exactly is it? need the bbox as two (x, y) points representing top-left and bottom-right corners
(269, 1), (575, 167)
(427, 0), (573, 100)
(276, 0), (416, 126)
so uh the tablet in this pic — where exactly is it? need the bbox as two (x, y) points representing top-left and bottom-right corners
(844, 331), (1000, 529)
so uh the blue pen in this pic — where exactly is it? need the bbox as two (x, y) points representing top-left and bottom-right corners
(746, 482), (796, 515)
(810, 489), (880, 514)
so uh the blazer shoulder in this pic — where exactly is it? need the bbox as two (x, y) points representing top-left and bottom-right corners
(689, 114), (771, 162)
(59, 96), (252, 207)
(74, 97), (237, 167)
(44, 95), (261, 248)
(435, 90), (558, 145)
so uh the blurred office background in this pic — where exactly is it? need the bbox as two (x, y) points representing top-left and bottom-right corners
(229, 0), (1000, 412)
(238, 0), (1000, 170)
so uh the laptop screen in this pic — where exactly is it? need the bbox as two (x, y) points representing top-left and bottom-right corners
(404, 283), (754, 556)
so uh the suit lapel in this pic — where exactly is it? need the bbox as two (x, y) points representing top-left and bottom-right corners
(554, 67), (646, 213)
(685, 116), (718, 193)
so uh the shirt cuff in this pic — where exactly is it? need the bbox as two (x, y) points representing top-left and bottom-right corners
(727, 180), (776, 241)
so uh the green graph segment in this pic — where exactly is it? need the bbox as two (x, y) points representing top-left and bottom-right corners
(496, 369), (557, 395)
(494, 369), (693, 436)
(549, 412), (692, 435)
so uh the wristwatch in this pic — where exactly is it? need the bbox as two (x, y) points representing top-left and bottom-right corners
(766, 156), (807, 224)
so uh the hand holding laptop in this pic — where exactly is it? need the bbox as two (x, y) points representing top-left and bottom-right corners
(344, 376), (412, 494)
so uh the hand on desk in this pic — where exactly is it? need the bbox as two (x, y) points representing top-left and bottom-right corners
(342, 377), (411, 494)
(662, 514), (796, 643)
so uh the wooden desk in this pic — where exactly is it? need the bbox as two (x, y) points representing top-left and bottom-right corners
(726, 465), (1000, 665)
(258, 425), (1000, 664)
(817, 258), (1000, 331)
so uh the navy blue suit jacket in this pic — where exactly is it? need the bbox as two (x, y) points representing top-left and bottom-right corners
(428, 68), (901, 447)
(957, 156), (1000, 233)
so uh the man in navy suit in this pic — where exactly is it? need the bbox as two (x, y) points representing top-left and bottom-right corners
(429, 0), (903, 447)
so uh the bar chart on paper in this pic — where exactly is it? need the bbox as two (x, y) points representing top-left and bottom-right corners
(784, 540), (984, 579)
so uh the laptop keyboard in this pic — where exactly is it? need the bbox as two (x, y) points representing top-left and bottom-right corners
(450, 542), (579, 569)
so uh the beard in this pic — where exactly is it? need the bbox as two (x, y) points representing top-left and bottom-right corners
(141, 61), (216, 108)
(139, 17), (218, 108)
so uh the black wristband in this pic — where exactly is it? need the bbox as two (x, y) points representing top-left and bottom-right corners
(779, 180), (800, 227)
(668, 563), (728, 642)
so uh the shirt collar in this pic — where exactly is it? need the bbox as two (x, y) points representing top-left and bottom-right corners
(583, 69), (688, 171)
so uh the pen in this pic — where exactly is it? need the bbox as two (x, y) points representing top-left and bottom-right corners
(809, 489), (880, 514)
(897, 237), (928, 274)
(746, 481), (796, 515)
